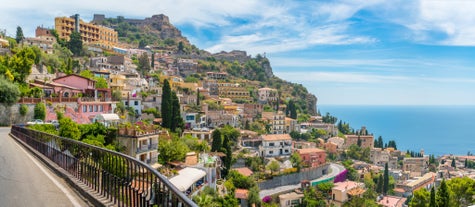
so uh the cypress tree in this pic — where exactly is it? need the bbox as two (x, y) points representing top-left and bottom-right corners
(221, 134), (232, 177)
(376, 174), (383, 194)
(16, 26), (24, 44)
(211, 129), (222, 152)
(378, 136), (383, 148)
(465, 158), (468, 168)
(196, 89), (200, 106)
(151, 52), (155, 68)
(430, 186), (436, 207)
(170, 91), (183, 132)
(161, 79), (172, 128)
(436, 179), (450, 207)
(451, 158), (456, 168)
(383, 163), (389, 195)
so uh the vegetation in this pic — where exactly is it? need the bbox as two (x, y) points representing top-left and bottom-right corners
(0, 77), (20, 106)
(410, 177), (475, 207)
(33, 102), (46, 120)
(161, 79), (172, 128)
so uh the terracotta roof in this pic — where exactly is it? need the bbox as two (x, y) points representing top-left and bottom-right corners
(261, 134), (292, 141)
(347, 187), (366, 196)
(234, 167), (253, 177)
(235, 189), (248, 199)
(297, 148), (325, 154)
(333, 181), (363, 192)
(378, 196), (407, 207)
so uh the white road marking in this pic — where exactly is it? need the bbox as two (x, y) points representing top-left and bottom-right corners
(13, 140), (83, 207)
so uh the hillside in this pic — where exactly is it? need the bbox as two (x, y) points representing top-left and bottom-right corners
(97, 14), (318, 115)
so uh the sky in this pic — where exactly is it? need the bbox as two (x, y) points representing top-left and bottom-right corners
(2, 0), (475, 105)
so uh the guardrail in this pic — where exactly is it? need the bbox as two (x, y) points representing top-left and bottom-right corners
(10, 125), (197, 207)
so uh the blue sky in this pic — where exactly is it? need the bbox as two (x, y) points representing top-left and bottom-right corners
(2, 0), (475, 105)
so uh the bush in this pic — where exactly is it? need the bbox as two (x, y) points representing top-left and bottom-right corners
(33, 102), (46, 120)
(19, 104), (28, 116)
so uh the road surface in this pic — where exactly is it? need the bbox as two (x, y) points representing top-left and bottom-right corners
(259, 163), (346, 198)
(0, 127), (90, 207)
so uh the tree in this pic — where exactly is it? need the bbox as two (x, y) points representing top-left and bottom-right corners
(79, 70), (94, 79)
(211, 129), (222, 152)
(286, 100), (297, 119)
(157, 137), (190, 164)
(94, 77), (108, 89)
(446, 177), (475, 206)
(33, 102), (46, 120)
(267, 160), (280, 175)
(170, 91), (183, 133)
(383, 162), (389, 195)
(0, 77), (20, 106)
(247, 186), (261, 207)
(19, 104), (28, 116)
(221, 134), (233, 177)
(9, 46), (36, 83)
(68, 31), (83, 56)
(137, 52), (151, 77)
(429, 187), (436, 207)
(410, 188), (429, 207)
(161, 79), (172, 128)
(290, 152), (303, 171)
(150, 52), (155, 68)
(451, 157), (456, 168)
(15, 26), (24, 44)
(376, 174), (383, 194)
(178, 41), (185, 53)
(436, 179), (450, 207)
(58, 117), (81, 140)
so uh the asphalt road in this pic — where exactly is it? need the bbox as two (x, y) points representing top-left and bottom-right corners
(0, 127), (89, 207)
(259, 163), (346, 198)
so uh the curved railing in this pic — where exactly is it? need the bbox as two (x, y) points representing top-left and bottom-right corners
(10, 125), (197, 207)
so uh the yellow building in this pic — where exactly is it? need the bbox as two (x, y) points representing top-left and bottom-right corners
(109, 73), (126, 92)
(217, 83), (252, 101)
(55, 15), (118, 49)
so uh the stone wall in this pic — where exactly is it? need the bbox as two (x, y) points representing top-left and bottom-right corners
(258, 164), (329, 190)
(0, 104), (36, 126)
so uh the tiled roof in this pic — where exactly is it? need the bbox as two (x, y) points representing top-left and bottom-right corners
(297, 148), (326, 154)
(261, 134), (292, 141)
(235, 189), (248, 199)
(234, 167), (253, 177)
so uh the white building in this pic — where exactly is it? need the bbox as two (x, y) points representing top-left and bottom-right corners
(258, 87), (278, 104)
(259, 134), (292, 157)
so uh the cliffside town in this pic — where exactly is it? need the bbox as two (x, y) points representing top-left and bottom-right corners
(1, 13), (474, 207)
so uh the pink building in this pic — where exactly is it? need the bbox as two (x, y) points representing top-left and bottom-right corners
(296, 148), (326, 168)
(53, 74), (96, 92)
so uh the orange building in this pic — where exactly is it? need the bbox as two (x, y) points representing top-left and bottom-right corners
(55, 14), (118, 49)
(297, 148), (327, 168)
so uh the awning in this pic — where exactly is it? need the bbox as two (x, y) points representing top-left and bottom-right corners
(169, 168), (206, 192)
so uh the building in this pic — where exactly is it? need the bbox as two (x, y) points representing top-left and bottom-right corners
(217, 82), (252, 101)
(169, 167), (207, 196)
(395, 172), (436, 197)
(296, 148), (327, 168)
(378, 196), (407, 207)
(279, 192), (304, 207)
(183, 113), (207, 129)
(331, 181), (365, 207)
(285, 117), (299, 133)
(262, 111), (285, 134)
(109, 73), (127, 92)
(235, 189), (249, 207)
(55, 14), (118, 49)
(259, 134), (292, 157)
(122, 97), (142, 116)
(258, 87), (278, 104)
(343, 134), (374, 149)
(206, 72), (227, 80)
(53, 74), (96, 93)
(183, 128), (213, 142)
(117, 125), (160, 168)
(402, 157), (429, 177)
(371, 148), (398, 169)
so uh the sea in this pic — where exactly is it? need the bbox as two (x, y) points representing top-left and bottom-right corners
(319, 105), (475, 156)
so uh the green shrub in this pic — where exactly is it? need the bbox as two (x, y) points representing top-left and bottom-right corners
(33, 102), (46, 120)
(19, 104), (28, 116)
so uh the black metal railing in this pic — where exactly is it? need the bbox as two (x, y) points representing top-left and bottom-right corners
(10, 125), (197, 207)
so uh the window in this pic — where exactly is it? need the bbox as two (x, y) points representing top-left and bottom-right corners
(94, 105), (98, 112)
(134, 101), (139, 105)
(269, 151), (273, 154)
(83, 105), (87, 112)
(89, 105), (93, 112)
(125, 101), (128, 106)
(100, 105), (103, 112)
(269, 143), (275, 147)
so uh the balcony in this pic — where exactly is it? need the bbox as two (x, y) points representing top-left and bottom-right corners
(136, 143), (158, 154)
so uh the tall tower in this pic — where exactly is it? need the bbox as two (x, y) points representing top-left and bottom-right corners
(74, 14), (80, 33)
